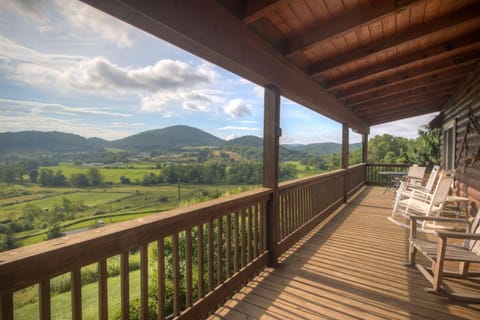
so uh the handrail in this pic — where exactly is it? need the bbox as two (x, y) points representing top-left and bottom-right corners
(0, 188), (272, 319)
(0, 164), (370, 319)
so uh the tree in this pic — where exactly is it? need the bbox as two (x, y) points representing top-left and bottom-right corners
(87, 168), (104, 186)
(70, 173), (90, 187)
(29, 169), (39, 183)
(411, 127), (441, 166)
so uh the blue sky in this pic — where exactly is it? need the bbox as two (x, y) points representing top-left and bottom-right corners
(0, 0), (438, 144)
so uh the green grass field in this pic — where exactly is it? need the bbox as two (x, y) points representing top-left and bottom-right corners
(42, 164), (163, 184)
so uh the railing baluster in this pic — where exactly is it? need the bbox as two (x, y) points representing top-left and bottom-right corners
(173, 233), (180, 316)
(98, 259), (108, 320)
(1, 293), (13, 320)
(140, 245), (149, 319)
(253, 204), (259, 258)
(186, 227), (193, 308)
(197, 224), (204, 298)
(247, 207), (253, 263)
(158, 238), (166, 319)
(208, 220), (214, 292)
(234, 211), (239, 273)
(241, 208), (246, 268)
(72, 267), (82, 320)
(217, 217), (223, 286)
(262, 201), (267, 253)
(226, 213), (232, 278)
(39, 279), (51, 320)
(121, 252), (129, 319)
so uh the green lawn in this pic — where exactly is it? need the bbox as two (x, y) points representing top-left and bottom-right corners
(42, 165), (162, 184)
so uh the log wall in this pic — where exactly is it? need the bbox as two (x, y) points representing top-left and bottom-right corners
(442, 65), (480, 217)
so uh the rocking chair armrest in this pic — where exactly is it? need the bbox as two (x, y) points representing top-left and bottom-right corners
(408, 215), (467, 224)
(435, 231), (480, 240)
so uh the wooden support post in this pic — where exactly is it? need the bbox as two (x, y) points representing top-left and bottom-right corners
(362, 133), (368, 184)
(342, 124), (349, 202)
(263, 85), (281, 267)
(362, 133), (368, 163)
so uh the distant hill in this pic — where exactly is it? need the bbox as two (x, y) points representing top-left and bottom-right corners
(283, 142), (362, 156)
(0, 131), (106, 156)
(110, 125), (224, 151)
(0, 126), (363, 158)
(223, 135), (263, 148)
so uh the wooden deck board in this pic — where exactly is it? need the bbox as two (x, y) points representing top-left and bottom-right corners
(210, 186), (480, 320)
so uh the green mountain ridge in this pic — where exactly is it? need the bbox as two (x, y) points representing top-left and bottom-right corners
(0, 126), (362, 157)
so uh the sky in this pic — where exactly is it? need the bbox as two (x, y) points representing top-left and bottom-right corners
(0, 0), (439, 144)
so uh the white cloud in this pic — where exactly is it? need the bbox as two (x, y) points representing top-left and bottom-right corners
(224, 99), (252, 118)
(253, 85), (264, 98)
(1, 0), (134, 47)
(0, 98), (131, 118)
(225, 134), (239, 140)
(218, 126), (260, 131)
(371, 112), (439, 139)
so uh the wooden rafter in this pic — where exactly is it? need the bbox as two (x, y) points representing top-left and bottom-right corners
(366, 102), (446, 125)
(336, 63), (476, 99)
(351, 88), (457, 112)
(310, 3), (480, 77)
(327, 35), (480, 90)
(343, 76), (464, 106)
(285, 0), (421, 57)
(354, 94), (452, 116)
(242, 0), (284, 24)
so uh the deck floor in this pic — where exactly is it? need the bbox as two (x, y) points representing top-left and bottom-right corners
(210, 186), (480, 320)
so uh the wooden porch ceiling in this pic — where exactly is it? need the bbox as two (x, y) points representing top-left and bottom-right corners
(80, 0), (480, 133)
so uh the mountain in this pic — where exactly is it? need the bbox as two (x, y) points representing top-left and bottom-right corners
(283, 142), (362, 156)
(0, 131), (106, 156)
(223, 135), (263, 148)
(110, 125), (224, 151)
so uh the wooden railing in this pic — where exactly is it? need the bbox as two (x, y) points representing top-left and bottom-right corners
(0, 165), (368, 319)
(277, 165), (365, 255)
(365, 163), (411, 185)
(0, 188), (271, 320)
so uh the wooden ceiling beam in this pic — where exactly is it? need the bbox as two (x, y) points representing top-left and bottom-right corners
(354, 94), (452, 116)
(79, 0), (369, 133)
(242, 0), (284, 24)
(310, 3), (480, 77)
(286, 0), (421, 57)
(335, 61), (476, 99)
(351, 87), (457, 111)
(327, 34), (480, 90)
(367, 103), (446, 125)
(343, 76), (464, 106)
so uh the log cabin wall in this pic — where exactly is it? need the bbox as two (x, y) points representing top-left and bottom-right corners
(441, 64), (480, 218)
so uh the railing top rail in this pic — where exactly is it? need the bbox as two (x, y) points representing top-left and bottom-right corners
(279, 168), (346, 191)
(0, 187), (272, 295)
(348, 163), (367, 170)
(366, 163), (411, 167)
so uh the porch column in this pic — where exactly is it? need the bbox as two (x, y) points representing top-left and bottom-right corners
(362, 133), (368, 163)
(263, 85), (280, 266)
(342, 123), (349, 202)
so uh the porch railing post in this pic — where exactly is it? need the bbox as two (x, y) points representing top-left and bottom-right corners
(362, 133), (369, 183)
(263, 85), (280, 266)
(342, 123), (349, 202)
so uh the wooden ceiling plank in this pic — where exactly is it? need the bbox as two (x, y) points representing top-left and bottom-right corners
(327, 34), (480, 89)
(334, 59), (477, 98)
(243, 0), (286, 24)
(310, 2), (480, 76)
(285, 0), (422, 57)
(347, 81), (459, 108)
(351, 86), (457, 111)
(367, 103), (445, 125)
(354, 93), (453, 115)
(342, 72), (465, 104)
(79, 0), (369, 133)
